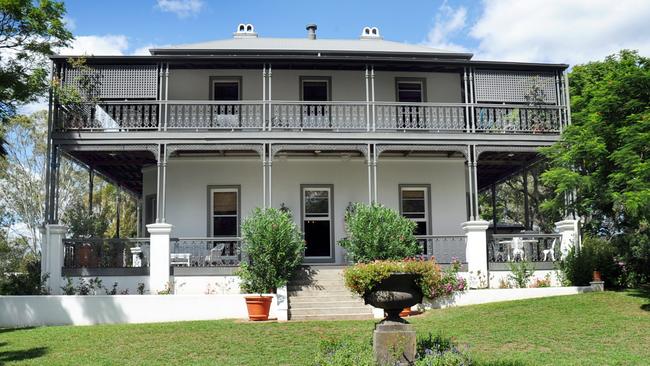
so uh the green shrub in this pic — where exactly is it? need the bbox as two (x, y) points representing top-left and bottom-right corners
(558, 235), (621, 287)
(237, 208), (305, 294)
(339, 203), (420, 263)
(314, 339), (375, 366)
(0, 254), (49, 295)
(343, 258), (465, 299)
(416, 333), (472, 366)
(507, 261), (534, 288)
(314, 334), (473, 366)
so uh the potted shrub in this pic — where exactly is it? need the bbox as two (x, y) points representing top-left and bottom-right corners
(340, 202), (444, 321)
(344, 258), (465, 322)
(236, 207), (305, 321)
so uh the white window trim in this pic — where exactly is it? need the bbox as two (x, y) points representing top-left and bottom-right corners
(303, 187), (331, 221)
(209, 187), (239, 237)
(210, 77), (242, 101)
(400, 186), (429, 235)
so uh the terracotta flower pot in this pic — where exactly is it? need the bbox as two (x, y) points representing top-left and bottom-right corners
(364, 273), (423, 322)
(399, 307), (411, 317)
(244, 296), (273, 321)
(593, 271), (602, 282)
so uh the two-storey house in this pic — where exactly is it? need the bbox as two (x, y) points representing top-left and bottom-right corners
(41, 24), (580, 313)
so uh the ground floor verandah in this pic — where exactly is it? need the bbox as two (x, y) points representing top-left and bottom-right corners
(41, 141), (579, 294)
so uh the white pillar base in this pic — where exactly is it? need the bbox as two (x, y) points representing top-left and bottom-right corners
(276, 286), (288, 321)
(44, 224), (68, 294)
(555, 219), (579, 259)
(147, 223), (173, 294)
(462, 220), (490, 289)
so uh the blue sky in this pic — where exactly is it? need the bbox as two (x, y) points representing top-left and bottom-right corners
(48, 0), (650, 65)
(64, 0), (480, 52)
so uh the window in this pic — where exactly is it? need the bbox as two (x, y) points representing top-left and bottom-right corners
(302, 80), (329, 101)
(210, 77), (241, 101)
(396, 79), (426, 128)
(300, 77), (331, 128)
(396, 80), (424, 103)
(210, 187), (239, 237)
(399, 186), (429, 236)
(302, 186), (333, 259)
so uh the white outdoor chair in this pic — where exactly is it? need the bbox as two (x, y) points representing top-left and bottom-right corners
(492, 242), (507, 262)
(206, 243), (226, 266)
(510, 237), (526, 261)
(542, 238), (557, 262)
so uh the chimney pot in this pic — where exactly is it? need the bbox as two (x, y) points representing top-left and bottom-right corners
(306, 24), (317, 40)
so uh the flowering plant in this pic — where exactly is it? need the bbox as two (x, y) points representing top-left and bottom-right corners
(343, 257), (466, 300)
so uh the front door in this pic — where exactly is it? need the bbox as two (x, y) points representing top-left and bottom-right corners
(302, 186), (333, 261)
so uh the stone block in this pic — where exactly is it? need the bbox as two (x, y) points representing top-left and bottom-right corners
(373, 321), (416, 366)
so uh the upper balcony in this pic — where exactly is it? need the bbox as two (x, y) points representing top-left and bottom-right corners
(51, 24), (570, 138)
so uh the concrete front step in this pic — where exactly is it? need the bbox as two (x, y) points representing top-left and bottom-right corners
(289, 313), (374, 321)
(290, 300), (366, 309)
(288, 289), (356, 297)
(289, 278), (347, 286)
(289, 294), (361, 303)
(289, 306), (374, 316)
(288, 284), (351, 292)
(289, 314), (373, 321)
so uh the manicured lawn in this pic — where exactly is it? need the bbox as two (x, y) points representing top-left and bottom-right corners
(1, 290), (648, 365)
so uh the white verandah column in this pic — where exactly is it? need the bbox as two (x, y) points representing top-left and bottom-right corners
(462, 220), (489, 289)
(44, 224), (67, 294)
(147, 223), (172, 294)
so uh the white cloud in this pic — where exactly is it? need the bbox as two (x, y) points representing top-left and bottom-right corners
(132, 43), (170, 56)
(469, 0), (650, 64)
(58, 35), (129, 56)
(424, 1), (469, 52)
(156, 0), (204, 18)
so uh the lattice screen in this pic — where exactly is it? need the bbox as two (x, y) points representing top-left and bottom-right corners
(63, 65), (158, 99)
(474, 70), (557, 104)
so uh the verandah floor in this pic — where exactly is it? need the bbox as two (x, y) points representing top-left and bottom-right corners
(1, 290), (648, 365)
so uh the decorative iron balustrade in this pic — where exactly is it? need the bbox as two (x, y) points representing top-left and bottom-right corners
(473, 104), (564, 133)
(56, 100), (566, 134)
(270, 101), (367, 130)
(63, 238), (150, 268)
(167, 101), (264, 130)
(488, 233), (561, 263)
(59, 102), (160, 131)
(416, 235), (467, 263)
(170, 237), (241, 267)
(375, 103), (467, 132)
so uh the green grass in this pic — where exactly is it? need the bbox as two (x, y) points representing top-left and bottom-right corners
(1, 290), (648, 365)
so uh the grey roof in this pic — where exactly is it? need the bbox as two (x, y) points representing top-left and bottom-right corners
(149, 37), (473, 59)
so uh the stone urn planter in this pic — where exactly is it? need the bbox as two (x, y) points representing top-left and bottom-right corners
(363, 273), (423, 322)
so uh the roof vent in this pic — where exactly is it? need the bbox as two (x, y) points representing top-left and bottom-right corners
(306, 24), (317, 40)
(234, 23), (257, 38)
(360, 26), (382, 40)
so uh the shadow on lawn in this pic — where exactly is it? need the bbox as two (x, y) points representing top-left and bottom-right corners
(625, 288), (650, 312)
(0, 347), (48, 363)
(0, 340), (48, 363)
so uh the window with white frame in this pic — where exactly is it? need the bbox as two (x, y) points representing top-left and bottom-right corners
(399, 186), (429, 236)
(396, 80), (424, 103)
(210, 187), (239, 237)
(211, 79), (240, 101)
(302, 186), (333, 258)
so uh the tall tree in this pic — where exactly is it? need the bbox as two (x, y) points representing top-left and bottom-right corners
(541, 50), (650, 285)
(0, 111), (85, 254)
(0, 0), (72, 154)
